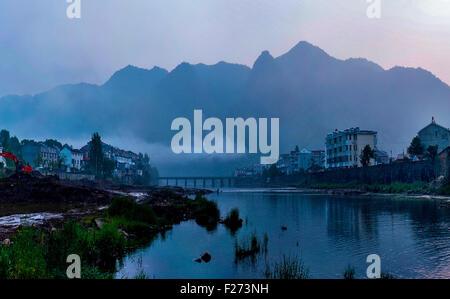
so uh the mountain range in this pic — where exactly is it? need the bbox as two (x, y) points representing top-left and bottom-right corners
(1, 41), (449, 175)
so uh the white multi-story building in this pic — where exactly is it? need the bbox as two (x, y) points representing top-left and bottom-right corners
(325, 127), (377, 168)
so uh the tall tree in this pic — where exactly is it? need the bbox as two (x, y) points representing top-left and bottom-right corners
(0, 130), (10, 148)
(44, 139), (63, 151)
(87, 132), (104, 178)
(425, 145), (438, 161)
(360, 145), (375, 167)
(407, 136), (424, 157)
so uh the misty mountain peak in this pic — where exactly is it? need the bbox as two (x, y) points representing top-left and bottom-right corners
(279, 41), (332, 64)
(103, 65), (168, 88)
(253, 50), (275, 72)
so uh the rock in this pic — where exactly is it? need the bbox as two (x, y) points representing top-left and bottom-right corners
(119, 229), (129, 238)
(2, 239), (11, 246)
(94, 219), (103, 229)
(51, 227), (57, 233)
(281, 226), (287, 231)
(201, 251), (211, 263)
(429, 176), (447, 189)
(193, 258), (202, 263)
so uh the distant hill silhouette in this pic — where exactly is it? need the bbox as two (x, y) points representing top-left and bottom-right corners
(1, 41), (449, 175)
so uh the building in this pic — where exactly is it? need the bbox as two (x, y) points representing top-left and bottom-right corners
(60, 146), (84, 171)
(311, 150), (326, 169)
(276, 154), (290, 175)
(298, 148), (312, 171)
(374, 149), (389, 165)
(22, 142), (59, 168)
(418, 117), (450, 154)
(325, 127), (377, 168)
(438, 147), (450, 179)
(234, 167), (254, 177)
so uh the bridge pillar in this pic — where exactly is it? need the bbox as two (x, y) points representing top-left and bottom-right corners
(185, 179), (187, 187)
(203, 178), (206, 187)
(166, 178), (169, 186)
(194, 179), (196, 187)
(228, 178), (231, 187)
(175, 179), (178, 186)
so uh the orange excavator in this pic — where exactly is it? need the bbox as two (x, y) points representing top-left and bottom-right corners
(0, 151), (33, 173)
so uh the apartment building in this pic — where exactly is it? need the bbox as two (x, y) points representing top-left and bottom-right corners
(325, 127), (377, 168)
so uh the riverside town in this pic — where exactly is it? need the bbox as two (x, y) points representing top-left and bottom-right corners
(1, 0), (450, 289)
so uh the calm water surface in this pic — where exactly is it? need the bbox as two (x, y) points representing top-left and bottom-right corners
(116, 189), (450, 279)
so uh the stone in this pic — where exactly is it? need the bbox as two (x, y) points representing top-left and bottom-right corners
(2, 239), (11, 246)
(94, 219), (103, 229)
(429, 176), (447, 189)
(201, 251), (211, 263)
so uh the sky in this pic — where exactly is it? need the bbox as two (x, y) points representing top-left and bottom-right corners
(1, 0), (450, 96)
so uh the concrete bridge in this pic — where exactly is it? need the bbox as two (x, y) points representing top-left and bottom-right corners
(157, 176), (236, 188)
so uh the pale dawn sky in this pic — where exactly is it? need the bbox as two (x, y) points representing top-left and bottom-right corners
(1, 0), (449, 96)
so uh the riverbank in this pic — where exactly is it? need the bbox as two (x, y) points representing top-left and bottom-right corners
(0, 173), (219, 278)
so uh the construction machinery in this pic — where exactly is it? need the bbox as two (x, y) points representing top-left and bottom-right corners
(0, 151), (33, 173)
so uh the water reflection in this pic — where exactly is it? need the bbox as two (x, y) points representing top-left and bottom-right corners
(116, 191), (450, 279)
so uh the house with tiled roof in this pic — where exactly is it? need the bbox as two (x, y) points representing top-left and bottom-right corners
(418, 117), (450, 154)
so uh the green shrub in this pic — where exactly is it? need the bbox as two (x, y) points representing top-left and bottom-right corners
(110, 217), (151, 235)
(224, 208), (243, 233)
(93, 222), (126, 263)
(234, 231), (261, 261)
(343, 265), (355, 279)
(264, 255), (309, 279)
(380, 272), (396, 279)
(4, 228), (48, 279)
(190, 194), (220, 229)
(108, 196), (158, 225)
(437, 182), (450, 195)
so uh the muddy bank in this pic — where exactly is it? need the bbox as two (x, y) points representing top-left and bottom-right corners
(0, 173), (213, 239)
(0, 173), (114, 204)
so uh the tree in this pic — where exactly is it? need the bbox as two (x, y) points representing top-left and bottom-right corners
(103, 157), (116, 179)
(360, 145), (375, 167)
(425, 145), (438, 161)
(0, 129), (10, 148)
(268, 164), (280, 178)
(57, 155), (67, 170)
(8, 136), (22, 159)
(87, 133), (104, 178)
(44, 139), (63, 151)
(407, 136), (424, 157)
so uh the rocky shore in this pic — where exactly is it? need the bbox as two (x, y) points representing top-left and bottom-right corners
(0, 172), (213, 239)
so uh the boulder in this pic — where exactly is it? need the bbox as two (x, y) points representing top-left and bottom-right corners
(201, 251), (211, 263)
(429, 176), (447, 189)
(2, 239), (11, 246)
(94, 219), (103, 229)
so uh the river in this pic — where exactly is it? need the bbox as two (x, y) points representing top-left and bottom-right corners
(116, 189), (450, 279)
